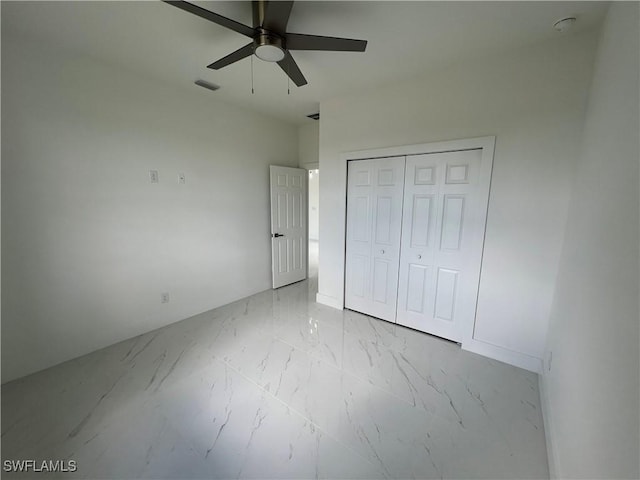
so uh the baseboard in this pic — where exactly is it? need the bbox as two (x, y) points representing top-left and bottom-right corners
(315, 292), (343, 310)
(462, 338), (543, 373)
(538, 374), (559, 478)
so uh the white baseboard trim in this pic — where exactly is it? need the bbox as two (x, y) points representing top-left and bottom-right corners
(462, 338), (543, 373)
(538, 375), (559, 478)
(315, 293), (343, 310)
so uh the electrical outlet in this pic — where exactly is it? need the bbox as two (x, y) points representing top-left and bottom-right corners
(150, 170), (159, 184)
(161, 292), (170, 304)
(179, 173), (186, 184)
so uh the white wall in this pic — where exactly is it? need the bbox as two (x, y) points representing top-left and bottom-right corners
(317, 31), (598, 370)
(1, 36), (298, 382)
(299, 122), (320, 241)
(541, 3), (639, 478)
(298, 122), (319, 169)
(308, 170), (319, 241)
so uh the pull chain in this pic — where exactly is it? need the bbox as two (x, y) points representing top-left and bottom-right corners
(251, 55), (255, 94)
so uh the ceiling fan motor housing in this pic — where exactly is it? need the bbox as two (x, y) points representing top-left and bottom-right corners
(254, 30), (285, 62)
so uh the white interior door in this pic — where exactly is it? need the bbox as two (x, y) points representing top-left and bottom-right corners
(396, 149), (487, 342)
(345, 157), (405, 321)
(270, 165), (307, 289)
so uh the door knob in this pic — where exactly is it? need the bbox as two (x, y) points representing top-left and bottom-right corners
(380, 249), (385, 254)
(417, 254), (422, 259)
(273, 233), (285, 238)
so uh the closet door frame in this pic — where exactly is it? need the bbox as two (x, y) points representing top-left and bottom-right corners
(339, 136), (495, 346)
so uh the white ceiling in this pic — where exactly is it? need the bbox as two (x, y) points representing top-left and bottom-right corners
(3, 1), (609, 125)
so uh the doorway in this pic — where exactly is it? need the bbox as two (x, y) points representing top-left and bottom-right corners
(269, 165), (308, 289)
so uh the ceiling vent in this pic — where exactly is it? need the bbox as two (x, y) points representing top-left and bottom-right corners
(194, 79), (220, 92)
(307, 113), (320, 120)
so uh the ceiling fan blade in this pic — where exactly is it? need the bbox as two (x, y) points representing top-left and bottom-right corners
(286, 33), (367, 52)
(262, 1), (294, 34)
(163, 1), (254, 38)
(277, 51), (307, 87)
(207, 43), (254, 70)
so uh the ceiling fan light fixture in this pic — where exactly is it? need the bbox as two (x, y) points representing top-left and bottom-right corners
(254, 33), (285, 62)
(255, 44), (285, 62)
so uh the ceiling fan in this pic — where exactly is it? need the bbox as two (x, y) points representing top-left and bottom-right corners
(163, 0), (368, 87)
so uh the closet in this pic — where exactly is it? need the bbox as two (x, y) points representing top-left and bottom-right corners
(345, 148), (490, 343)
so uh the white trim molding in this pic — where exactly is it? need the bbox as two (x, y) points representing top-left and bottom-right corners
(341, 136), (497, 162)
(539, 374), (559, 478)
(462, 338), (543, 373)
(315, 293), (343, 310)
(301, 162), (320, 171)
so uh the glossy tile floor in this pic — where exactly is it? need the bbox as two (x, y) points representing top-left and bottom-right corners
(2, 249), (548, 479)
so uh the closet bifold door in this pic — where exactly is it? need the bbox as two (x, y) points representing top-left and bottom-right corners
(396, 149), (484, 342)
(344, 157), (405, 322)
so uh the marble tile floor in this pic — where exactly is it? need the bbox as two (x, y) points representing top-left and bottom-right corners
(1, 276), (549, 479)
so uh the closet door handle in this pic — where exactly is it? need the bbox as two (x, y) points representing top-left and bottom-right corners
(380, 249), (385, 254)
(417, 254), (422, 259)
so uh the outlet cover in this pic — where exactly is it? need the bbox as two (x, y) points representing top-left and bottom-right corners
(150, 170), (159, 183)
(161, 292), (170, 303)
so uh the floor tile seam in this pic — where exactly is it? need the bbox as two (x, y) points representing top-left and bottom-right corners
(211, 336), (538, 448)
(285, 331), (436, 409)
(210, 291), (503, 432)
(216, 355), (390, 479)
(267, 332), (397, 394)
(249, 332), (437, 427)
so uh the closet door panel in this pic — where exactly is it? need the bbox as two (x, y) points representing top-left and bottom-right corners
(345, 157), (405, 322)
(397, 149), (485, 342)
